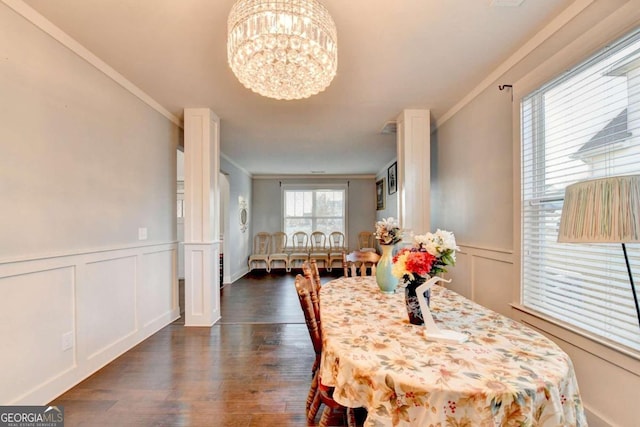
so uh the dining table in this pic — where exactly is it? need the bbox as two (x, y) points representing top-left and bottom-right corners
(318, 276), (587, 426)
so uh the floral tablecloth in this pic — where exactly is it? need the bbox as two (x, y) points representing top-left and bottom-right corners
(318, 276), (586, 427)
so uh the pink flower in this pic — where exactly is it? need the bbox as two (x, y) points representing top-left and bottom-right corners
(392, 248), (436, 279)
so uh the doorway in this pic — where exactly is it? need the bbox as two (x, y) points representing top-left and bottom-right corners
(177, 149), (185, 280)
(220, 172), (230, 285)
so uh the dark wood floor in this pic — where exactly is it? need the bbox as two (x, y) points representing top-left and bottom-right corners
(50, 269), (344, 426)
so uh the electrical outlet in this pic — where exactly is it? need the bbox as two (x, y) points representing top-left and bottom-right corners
(62, 332), (73, 351)
(138, 227), (148, 240)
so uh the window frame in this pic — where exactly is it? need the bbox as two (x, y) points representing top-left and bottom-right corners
(518, 27), (640, 354)
(281, 183), (348, 243)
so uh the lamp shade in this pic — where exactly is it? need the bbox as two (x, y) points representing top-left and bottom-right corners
(558, 175), (640, 243)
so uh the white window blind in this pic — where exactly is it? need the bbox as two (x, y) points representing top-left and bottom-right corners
(521, 28), (640, 352)
(282, 185), (346, 238)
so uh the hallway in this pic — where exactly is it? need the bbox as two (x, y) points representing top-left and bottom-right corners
(49, 271), (339, 426)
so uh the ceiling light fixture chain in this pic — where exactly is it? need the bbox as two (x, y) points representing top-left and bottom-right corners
(227, 0), (338, 100)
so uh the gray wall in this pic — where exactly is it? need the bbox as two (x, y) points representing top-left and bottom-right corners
(0, 4), (180, 259)
(251, 177), (376, 253)
(220, 156), (252, 282)
(431, 88), (513, 249)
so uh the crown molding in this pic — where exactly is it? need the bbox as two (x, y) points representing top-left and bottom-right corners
(436, 0), (595, 128)
(252, 174), (376, 180)
(220, 152), (252, 177)
(2, 0), (183, 128)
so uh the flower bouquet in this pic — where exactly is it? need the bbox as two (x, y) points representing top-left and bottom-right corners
(392, 230), (458, 324)
(374, 217), (402, 246)
(372, 217), (403, 293)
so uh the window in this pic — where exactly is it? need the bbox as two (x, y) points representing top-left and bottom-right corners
(282, 185), (346, 238)
(521, 28), (640, 351)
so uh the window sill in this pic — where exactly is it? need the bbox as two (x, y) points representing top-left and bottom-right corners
(511, 303), (640, 376)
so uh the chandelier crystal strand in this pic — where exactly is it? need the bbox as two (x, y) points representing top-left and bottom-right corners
(228, 0), (338, 100)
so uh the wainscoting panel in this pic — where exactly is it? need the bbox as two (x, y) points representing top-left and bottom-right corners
(0, 266), (75, 404)
(186, 246), (204, 316)
(82, 256), (137, 360)
(184, 242), (221, 326)
(0, 242), (178, 405)
(139, 248), (176, 329)
(473, 255), (514, 317)
(447, 251), (472, 298)
(447, 244), (514, 317)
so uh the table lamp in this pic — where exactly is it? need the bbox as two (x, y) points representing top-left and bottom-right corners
(557, 175), (640, 329)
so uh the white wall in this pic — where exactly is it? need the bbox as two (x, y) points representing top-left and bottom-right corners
(0, 3), (180, 404)
(432, 1), (640, 425)
(252, 177), (376, 255)
(220, 155), (252, 282)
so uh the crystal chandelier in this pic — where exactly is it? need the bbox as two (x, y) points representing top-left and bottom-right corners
(227, 0), (338, 100)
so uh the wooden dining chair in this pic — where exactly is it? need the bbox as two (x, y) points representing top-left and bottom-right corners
(294, 274), (357, 427)
(296, 270), (321, 374)
(309, 231), (329, 269)
(303, 259), (322, 294)
(327, 231), (346, 272)
(357, 231), (375, 252)
(342, 250), (381, 277)
(287, 231), (309, 271)
(302, 260), (322, 372)
(248, 232), (271, 272)
(267, 231), (288, 271)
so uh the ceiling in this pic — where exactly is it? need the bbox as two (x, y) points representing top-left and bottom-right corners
(24, 0), (572, 176)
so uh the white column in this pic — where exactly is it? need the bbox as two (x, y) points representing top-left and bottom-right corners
(396, 109), (431, 234)
(183, 108), (221, 327)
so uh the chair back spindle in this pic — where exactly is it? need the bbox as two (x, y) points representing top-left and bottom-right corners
(342, 250), (381, 277)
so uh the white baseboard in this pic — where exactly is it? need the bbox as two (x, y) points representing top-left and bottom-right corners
(230, 267), (249, 284)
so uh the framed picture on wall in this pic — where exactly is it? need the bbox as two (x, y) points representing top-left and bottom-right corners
(388, 162), (397, 195)
(376, 178), (385, 210)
